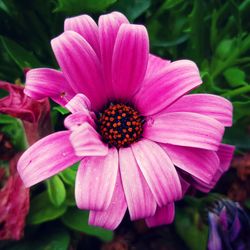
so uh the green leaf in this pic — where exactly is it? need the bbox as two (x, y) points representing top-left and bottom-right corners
(59, 163), (78, 186)
(65, 187), (76, 206)
(112, 0), (151, 21)
(188, 0), (206, 62)
(0, 36), (42, 69)
(28, 192), (67, 224)
(0, 114), (26, 151)
(245, 199), (250, 209)
(233, 101), (250, 122)
(175, 207), (208, 250)
(53, 106), (70, 115)
(223, 67), (247, 87)
(62, 208), (113, 242)
(216, 39), (234, 60)
(7, 225), (70, 250)
(160, 0), (184, 10)
(223, 123), (250, 149)
(55, 0), (117, 14)
(47, 175), (66, 207)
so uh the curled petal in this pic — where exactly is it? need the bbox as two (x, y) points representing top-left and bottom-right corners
(143, 112), (224, 151)
(134, 60), (202, 116)
(132, 139), (182, 206)
(89, 171), (127, 230)
(161, 144), (220, 184)
(192, 143), (235, 192)
(64, 111), (96, 130)
(25, 68), (75, 106)
(119, 147), (157, 220)
(217, 143), (235, 172)
(112, 24), (149, 100)
(65, 93), (91, 113)
(70, 123), (108, 157)
(145, 203), (175, 228)
(75, 148), (118, 211)
(17, 131), (81, 187)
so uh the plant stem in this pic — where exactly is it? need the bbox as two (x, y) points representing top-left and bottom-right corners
(222, 85), (250, 98)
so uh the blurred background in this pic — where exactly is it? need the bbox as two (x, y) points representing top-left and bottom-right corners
(0, 0), (250, 249)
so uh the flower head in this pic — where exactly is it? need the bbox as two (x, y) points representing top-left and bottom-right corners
(18, 12), (234, 229)
(0, 154), (30, 240)
(208, 199), (250, 250)
(0, 81), (51, 145)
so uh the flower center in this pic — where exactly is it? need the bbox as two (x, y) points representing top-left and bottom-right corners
(97, 103), (144, 148)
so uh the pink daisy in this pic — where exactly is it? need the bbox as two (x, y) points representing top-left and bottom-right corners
(18, 12), (234, 229)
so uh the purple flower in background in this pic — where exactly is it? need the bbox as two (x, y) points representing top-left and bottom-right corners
(208, 199), (250, 250)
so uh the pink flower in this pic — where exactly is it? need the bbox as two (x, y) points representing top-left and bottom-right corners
(0, 154), (30, 240)
(18, 12), (234, 229)
(0, 81), (51, 145)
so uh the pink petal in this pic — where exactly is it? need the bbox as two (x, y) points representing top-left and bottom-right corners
(145, 203), (175, 228)
(64, 14), (100, 57)
(143, 112), (224, 151)
(51, 31), (106, 110)
(89, 171), (127, 230)
(217, 143), (235, 171)
(112, 24), (149, 100)
(17, 131), (81, 187)
(65, 93), (91, 112)
(25, 68), (75, 106)
(193, 144), (235, 192)
(192, 175), (220, 193)
(165, 94), (233, 127)
(70, 123), (108, 157)
(119, 147), (156, 220)
(145, 54), (170, 80)
(98, 12), (129, 99)
(179, 175), (190, 194)
(161, 144), (220, 184)
(75, 148), (118, 210)
(64, 111), (96, 130)
(131, 139), (182, 206)
(134, 60), (202, 116)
